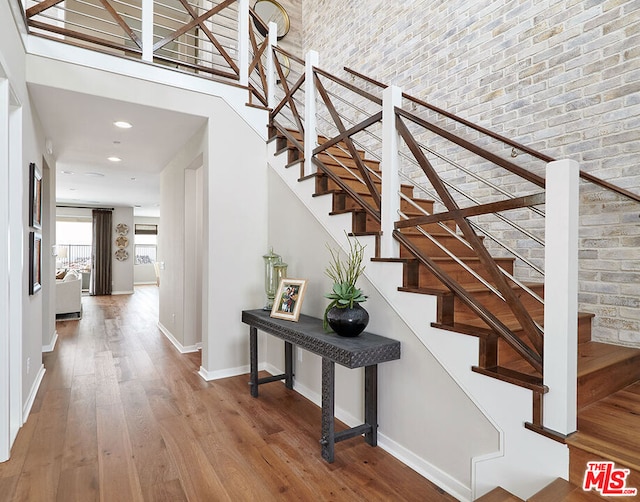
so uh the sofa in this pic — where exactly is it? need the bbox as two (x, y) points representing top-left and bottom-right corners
(55, 270), (82, 317)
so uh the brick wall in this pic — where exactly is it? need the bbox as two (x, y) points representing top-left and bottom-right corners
(300, 0), (640, 346)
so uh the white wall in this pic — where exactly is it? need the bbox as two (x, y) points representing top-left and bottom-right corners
(200, 106), (268, 377)
(111, 206), (134, 294)
(158, 131), (204, 348)
(42, 160), (57, 350)
(265, 168), (498, 495)
(0, 0), (53, 456)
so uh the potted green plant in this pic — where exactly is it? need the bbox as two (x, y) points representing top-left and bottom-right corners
(323, 236), (369, 337)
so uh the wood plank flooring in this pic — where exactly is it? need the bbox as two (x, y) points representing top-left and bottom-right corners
(0, 286), (454, 501)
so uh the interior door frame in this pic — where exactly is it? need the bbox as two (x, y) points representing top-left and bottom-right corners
(0, 74), (24, 462)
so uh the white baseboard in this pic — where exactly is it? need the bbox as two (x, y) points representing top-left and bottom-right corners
(42, 330), (58, 353)
(157, 322), (200, 353)
(263, 362), (471, 501)
(112, 290), (134, 295)
(134, 281), (157, 286)
(198, 362), (268, 382)
(378, 433), (472, 502)
(23, 364), (46, 424)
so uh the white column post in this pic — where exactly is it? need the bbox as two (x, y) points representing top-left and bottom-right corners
(237, 0), (249, 86)
(381, 85), (402, 258)
(0, 78), (10, 463)
(303, 50), (319, 177)
(543, 159), (579, 435)
(141, 0), (153, 62)
(266, 22), (277, 109)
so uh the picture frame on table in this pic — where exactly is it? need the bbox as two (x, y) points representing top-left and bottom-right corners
(270, 278), (307, 322)
(29, 231), (42, 295)
(29, 162), (42, 229)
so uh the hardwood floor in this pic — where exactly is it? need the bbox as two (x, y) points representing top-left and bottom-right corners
(0, 286), (454, 501)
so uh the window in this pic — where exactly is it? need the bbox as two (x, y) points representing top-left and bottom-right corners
(56, 221), (92, 271)
(134, 223), (158, 265)
(135, 244), (157, 265)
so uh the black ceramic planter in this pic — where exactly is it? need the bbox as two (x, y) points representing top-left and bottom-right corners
(326, 304), (369, 337)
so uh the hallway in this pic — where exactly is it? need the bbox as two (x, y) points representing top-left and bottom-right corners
(0, 287), (453, 501)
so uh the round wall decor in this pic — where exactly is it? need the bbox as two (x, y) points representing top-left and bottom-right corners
(115, 235), (129, 248)
(115, 223), (129, 235)
(115, 248), (129, 261)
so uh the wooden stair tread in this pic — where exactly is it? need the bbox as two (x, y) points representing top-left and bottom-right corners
(567, 432), (640, 473)
(577, 342), (640, 378)
(475, 486), (523, 501)
(473, 365), (546, 392)
(569, 381), (640, 471)
(528, 477), (602, 501)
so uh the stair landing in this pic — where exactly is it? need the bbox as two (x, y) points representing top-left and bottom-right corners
(567, 381), (640, 500)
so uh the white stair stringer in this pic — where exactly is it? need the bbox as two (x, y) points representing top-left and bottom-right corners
(267, 142), (569, 501)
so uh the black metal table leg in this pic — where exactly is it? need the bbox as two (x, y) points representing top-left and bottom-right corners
(249, 326), (258, 397)
(364, 364), (378, 446)
(284, 341), (294, 389)
(321, 357), (335, 462)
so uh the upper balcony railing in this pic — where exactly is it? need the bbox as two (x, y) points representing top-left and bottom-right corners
(24, 0), (276, 106)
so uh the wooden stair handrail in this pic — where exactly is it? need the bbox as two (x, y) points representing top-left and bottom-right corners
(27, 20), (143, 56)
(579, 171), (640, 203)
(346, 66), (640, 204)
(313, 67), (382, 106)
(396, 108), (546, 189)
(344, 66), (554, 163)
(273, 46), (305, 66)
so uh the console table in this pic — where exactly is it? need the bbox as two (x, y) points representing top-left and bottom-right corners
(241, 309), (401, 462)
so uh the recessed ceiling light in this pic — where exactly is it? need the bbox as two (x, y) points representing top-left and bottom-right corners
(114, 121), (132, 129)
(108, 156), (122, 162)
(69, 188), (77, 191)
(60, 170), (75, 175)
(85, 172), (105, 177)
(130, 177), (136, 181)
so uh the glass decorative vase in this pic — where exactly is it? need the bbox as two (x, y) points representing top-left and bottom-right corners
(273, 260), (288, 297)
(263, 248), (281, 310)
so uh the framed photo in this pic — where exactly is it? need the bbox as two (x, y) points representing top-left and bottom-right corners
(29, 162), (42, 229)
(270, 278), (307, 322)
(29, 231), (42, 295)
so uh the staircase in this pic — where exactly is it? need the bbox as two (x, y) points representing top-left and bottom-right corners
(271, 127), (640, 499)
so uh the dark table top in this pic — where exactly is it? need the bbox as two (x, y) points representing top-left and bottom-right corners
(242, 309), (401, 368)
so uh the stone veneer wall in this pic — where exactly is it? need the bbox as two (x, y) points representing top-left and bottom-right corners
(300, 0), (640, 346)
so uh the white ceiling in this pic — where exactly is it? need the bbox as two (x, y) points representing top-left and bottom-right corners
(28, 83), (207, 217)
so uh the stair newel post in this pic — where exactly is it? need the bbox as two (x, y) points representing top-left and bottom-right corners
(303, 50), (319, 177)
(266, 22), (278, 110)
(543, 159), (579, 435)
(141, 0), (153, 62)
(381, 85), (402, 258)
(238, 0), (249, 86)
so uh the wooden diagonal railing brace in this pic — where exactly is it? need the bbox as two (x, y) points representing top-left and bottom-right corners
(394, 230), (543, 373)
(176, 0), (239, 74)
(396, 114), (545, 356)
(99, 0), (141, 49)
(313, 73), (381, 210)
(153, 0), (235, 52)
